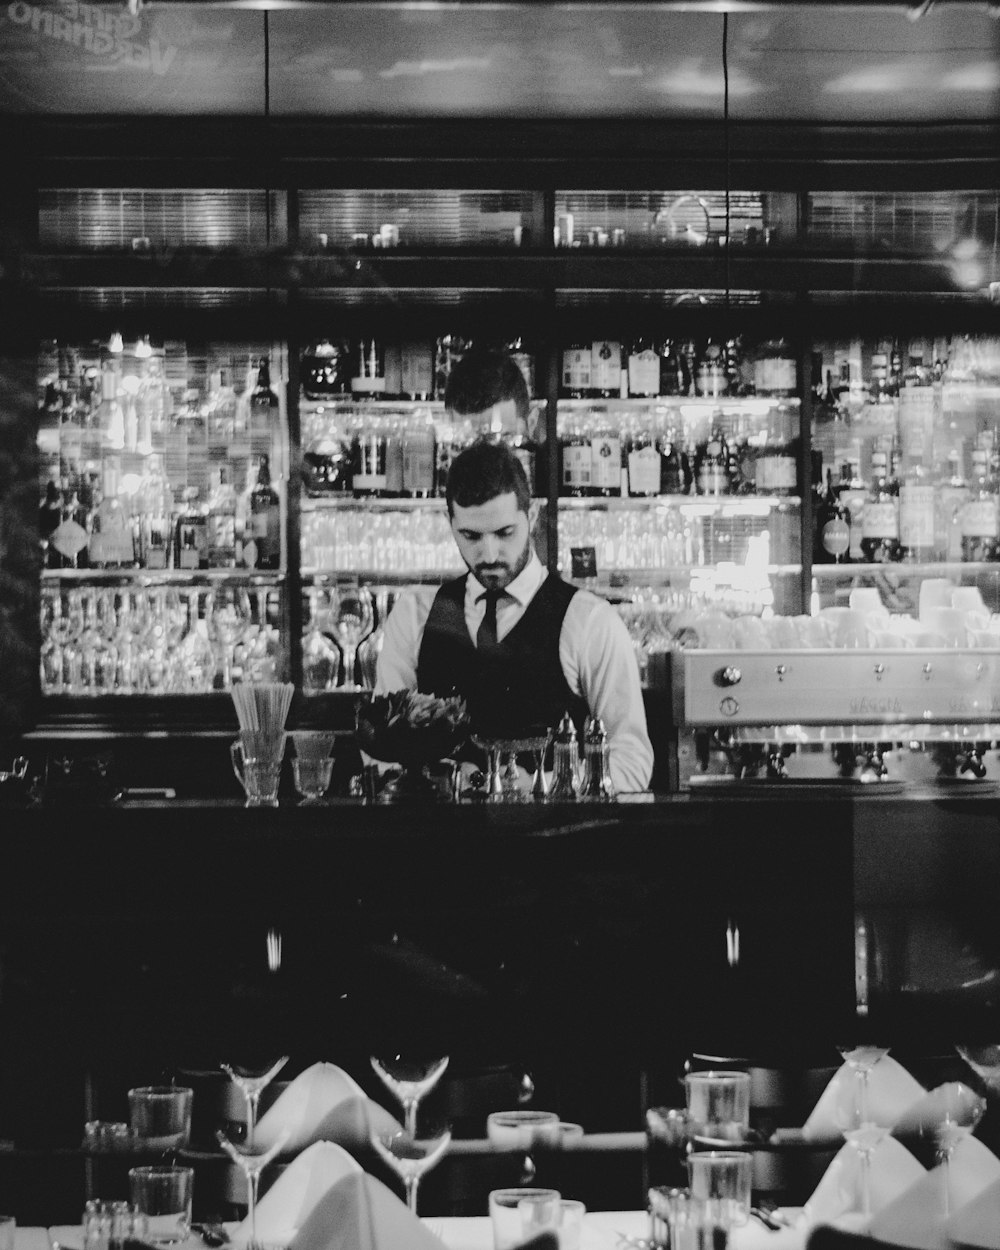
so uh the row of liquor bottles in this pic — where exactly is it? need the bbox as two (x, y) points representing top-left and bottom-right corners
(814, 432), (1000, 566)
(40, 453), (282, 572)
(302, 335), (798, 402)
(303, 400), (799, 501)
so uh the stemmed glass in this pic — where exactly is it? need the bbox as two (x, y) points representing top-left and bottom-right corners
(216, 1126), (290, 1247)
(301, 587), (341, 693)
(207, 586), (253, 689)
(927, 1083), (986, 1215)
(332, 583), (374, 691)
(221, 1055), (289, 1150)
(370, 1055), (450, 1136)
(369, 1124), (451, 1215)
(833, 1045), (891, 1221)
(956, 1043), (1000, 1094)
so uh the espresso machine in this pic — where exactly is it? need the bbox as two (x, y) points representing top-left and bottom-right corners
(673, 647), (1000, 790)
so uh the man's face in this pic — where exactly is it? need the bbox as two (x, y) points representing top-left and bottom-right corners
(450, 491), (531, 591)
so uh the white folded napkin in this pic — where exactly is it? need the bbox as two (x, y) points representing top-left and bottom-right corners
(869, 1134), (1000, 1249)
(948, 1172), (1000, 1248)
(233, 1140), (362, 1247)
(291, 1169), (446, 1250)
(254, 1061), (401, 1154)
(801, 1058), (927, 1144)
(803, 1135), (925, 1225)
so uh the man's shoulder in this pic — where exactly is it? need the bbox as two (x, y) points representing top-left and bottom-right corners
(561, 583), (625, 632)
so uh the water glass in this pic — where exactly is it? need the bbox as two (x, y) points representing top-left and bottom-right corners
(128, 1165), (194, 1245)
(230, 732), (286, 807)
(684, 1070), (751, 1143)
(0, 1216), (14, 1250)
(128, 1086), (193, 1152)
(490, 1187), (561, 1250)
(651, 1187), (729, 1250)
(687, 1151), (752, 1228)
(519, 1197), (586, 1250)
(487, 1110), (561, 1150)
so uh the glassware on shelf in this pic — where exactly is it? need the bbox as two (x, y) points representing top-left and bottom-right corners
(370, 1055), (450, 1137)
(369, 1124), (451, 1216)
(331, 584), (374, 691)
(927, 1083), (986, 1215)
(220, 1056), (289, 1151)
(357, 587), (396, 690)
(956, 1043), (1000, 1094)
(301, 587), (341, 694)
(207, 585), (253, 689)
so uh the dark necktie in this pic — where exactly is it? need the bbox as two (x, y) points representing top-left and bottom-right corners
(477, 590), (500, 654)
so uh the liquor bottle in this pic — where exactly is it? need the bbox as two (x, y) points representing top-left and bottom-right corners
(206, 367), (238, 443)
(503, 411), (539, 496)
(868, 339), (894, 406)
(352, 412), (389, 497)
(753, 338), (797, 399)
(383, 412), (405, 497)
(590, 340), (623, 399)
(559, 411), (592, 497)
(401, 411), (437, 498)
(303, 411), (354, 496)
(859, 447), (900, 563)
(695, 420), (730, 496)
(587, 411), (622, 497)
(695, 341), (728, 399)
(627, 337), (661, 398)
(48, 479), (91, 569)
(961, 447), (999, 563)
(659, 340), (686, 397)
(176, 487), (208, 570)
(659, 419), (690, 495)
(561, 343), (593, 398)
(351, 339), (387, 396)
(249, 357), (280, 436)
(814, 468), (851, 564)
(838, 457), (869, 563)
(134, 454), (173, 570)
(755, 403), (799, 497)
(301, 339), (350, 400)
(935, 445), (969, 563)
(206, 465), (238, 568)
(88, 457), (132, 568)
(139, 355), (171, 448)
(898, 452), (935, 564)
(249, 453), (281, 570)
(623, 413), (662, 497)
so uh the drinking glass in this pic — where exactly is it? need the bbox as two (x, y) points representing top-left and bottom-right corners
(490, 1188), (561, 1250)
(332, 583), (374, 691)
(370, 1054), (450, 1136)
(301, 588), (341, 693)
(927, 1082), (986, 1215)
(291, 730), (335, 803)
(207, 586), (253, 689)
(128, 1165), (194, 1245)
(684, 1070), (751, 1144)
(370, 1124), (451, 1216)
(833, 1045), (891, 1219)
(216, 1128), (289, 1246)
(128, 1086), (193, 1153)
(221, 1055), (289, 1149)
(956, 1043), (1000, 1094)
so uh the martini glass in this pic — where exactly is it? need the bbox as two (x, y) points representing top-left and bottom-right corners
(928, 1083), (986, 1215)
(216, 1127), (290, 1247)
(221, 1055), (289, 1150)
(834, 1045), (891, 1220)
(370, 1124), (451, 1215)
(370, 1055), (450, 1136)
(956, 1043), (1000, 1095)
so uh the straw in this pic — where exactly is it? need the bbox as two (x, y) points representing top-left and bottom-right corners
(231, 682), (294, 737)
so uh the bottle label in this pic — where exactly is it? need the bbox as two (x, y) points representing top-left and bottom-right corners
(353, 472), (387, 493)
(590, 437), (622, 490)
(899, 484), (935, 550)
(627, 445), (661, 495)
(756, 453), (797, 493)
(403, 440), (436, 494)
(754, 355), (796, 396)
(962, 499), (998, 539)
(562, 443), (591, 490)
(628, 350), (660, 397)
(862, 501), (899, 541)
(562, 349), (592, 392)
(590, 342), (622, 394)
(822, 517), (851, 559)
(400, 344), (434, 397)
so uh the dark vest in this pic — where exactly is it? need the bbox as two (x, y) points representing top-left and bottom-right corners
(417, 572), (587, 741)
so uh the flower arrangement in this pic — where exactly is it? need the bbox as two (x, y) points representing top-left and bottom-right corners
(355, 689), (470, 767)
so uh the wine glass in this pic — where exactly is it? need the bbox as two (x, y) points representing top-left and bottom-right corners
(956, 1043), (1000, 1094)
(833, 1045), (891, 1220)
(302, 588), (341, 693)
(370, 1055), (450, 1136)
(332, 583), (374, 691)
(927, 1082), (986, 1215)
(221, 1055), (289, 1150)
(370, 1124), (451, 1216)
(207, 585), (253, 689)
(216, 1127), (290, 1247)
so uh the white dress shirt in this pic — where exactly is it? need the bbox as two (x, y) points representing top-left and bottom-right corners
(375, 552), (654, 793)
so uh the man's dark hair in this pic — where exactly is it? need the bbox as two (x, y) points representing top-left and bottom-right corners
(446, 438), (531, 518)
(443, 349), (530, 425)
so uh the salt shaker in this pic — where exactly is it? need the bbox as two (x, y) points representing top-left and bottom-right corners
(548, 713), (579, 801)
(580, 715), (616, 801)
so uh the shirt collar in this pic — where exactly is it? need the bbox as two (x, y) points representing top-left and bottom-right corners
(468, 550), (547, 609)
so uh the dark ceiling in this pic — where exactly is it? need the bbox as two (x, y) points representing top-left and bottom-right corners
(0, 1), (998, 122)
